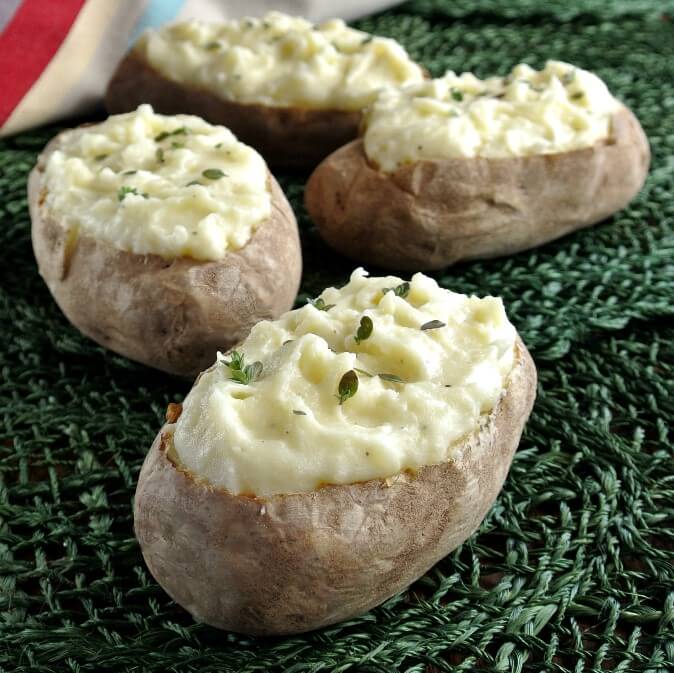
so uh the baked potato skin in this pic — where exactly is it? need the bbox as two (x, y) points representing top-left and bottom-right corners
(29, 131), (302, 378)
(105, 51), (361, 168)
(134, 337), (536, 635)
(304, 106), (650, 271)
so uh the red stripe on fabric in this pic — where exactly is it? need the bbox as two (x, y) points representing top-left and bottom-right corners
(0, 0), (87, 126)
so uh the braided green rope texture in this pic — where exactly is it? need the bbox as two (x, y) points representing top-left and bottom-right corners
(1, 1), (673, 671)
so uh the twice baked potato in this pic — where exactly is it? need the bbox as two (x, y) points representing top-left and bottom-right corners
(135, 268), (537, 635)
(29, 104), (301, 377)
(105, 12), (425, 167)
(305, 61), (650, 270)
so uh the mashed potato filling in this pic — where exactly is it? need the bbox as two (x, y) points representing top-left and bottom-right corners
(43, 104), (271, 260)
(171, 269), (517, 496)
(364, 60), (622, 172)
(137, 12), (424, 111)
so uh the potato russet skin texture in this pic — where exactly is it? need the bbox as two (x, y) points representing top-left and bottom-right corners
(134, 338), (536, 635)
(29, 130), (302, 378)
(105, 51), (362, 169)
(304, 106), (650, 271)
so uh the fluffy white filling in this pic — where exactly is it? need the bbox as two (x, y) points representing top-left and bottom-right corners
(364, 60), (622, 172)
(172, 269), (518, 496)
(43, 104), (271, 260)
(138, 12), (425, 110)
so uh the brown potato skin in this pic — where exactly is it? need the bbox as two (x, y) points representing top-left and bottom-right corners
(29, 128), (302, 378)
(304, 106), (650, 270)
(134, 337), (537, 635)
(105, 50), (362, 168)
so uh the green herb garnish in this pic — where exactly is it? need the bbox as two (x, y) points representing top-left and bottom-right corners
(118, 185), (148, 201)
(361, 35), (373, 45)
(156, 148), (165, 163)
(379, 373), (404, 383)
(215, 142), (223, 149)
(571, 92), (584, 100)
(186, 180), (202, 187)
(354, 316), (373, 344)
(205, 41), (221, 50)
(451, 89), (464, 102)
(293, 410), (307, 416)
(171, 141), (185, 150)
(202, 168), (227, 180)
(354, 367), (373, 378)
(337, 370), (358, 405)
(155, 127), (189, 142)
(121, 170), (137, 176)
(420, 320), (446, 331)
(383, 282), (410, 299)
(94, 153), (108, 161)
(223, 350), (263, 385)
(309, 297), (335, 311)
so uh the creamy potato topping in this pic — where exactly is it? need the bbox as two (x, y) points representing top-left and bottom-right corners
(137, 12), (424, 110)
(42, 104), (271, 260)
(171, 269), (517, 496)
(363, 60), (622, 172)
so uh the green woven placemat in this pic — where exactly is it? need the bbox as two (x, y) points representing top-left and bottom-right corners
(1, 2), (673, 671)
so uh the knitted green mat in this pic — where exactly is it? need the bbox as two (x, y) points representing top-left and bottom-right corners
(1, 1), (673, 671)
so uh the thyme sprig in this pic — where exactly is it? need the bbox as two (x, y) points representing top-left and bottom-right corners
(222, 350), (263, 385)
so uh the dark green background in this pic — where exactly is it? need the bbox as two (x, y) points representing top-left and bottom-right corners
(1, 1), (673, 671)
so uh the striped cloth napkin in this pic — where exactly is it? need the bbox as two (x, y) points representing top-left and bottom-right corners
(0, 0), (401, 137)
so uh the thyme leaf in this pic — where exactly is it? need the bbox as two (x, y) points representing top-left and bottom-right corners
(309, 297), (335, 311)
(354, 316), (373, 344)
(117, 185), (146, 201)
(202, 168), (227, 180)
(383, 282), (410, 298)
(379, 373), (404, 383)
(420, 320), (446, 331)
(337, 370), (358, 405)
(155, 127), (189, 142)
